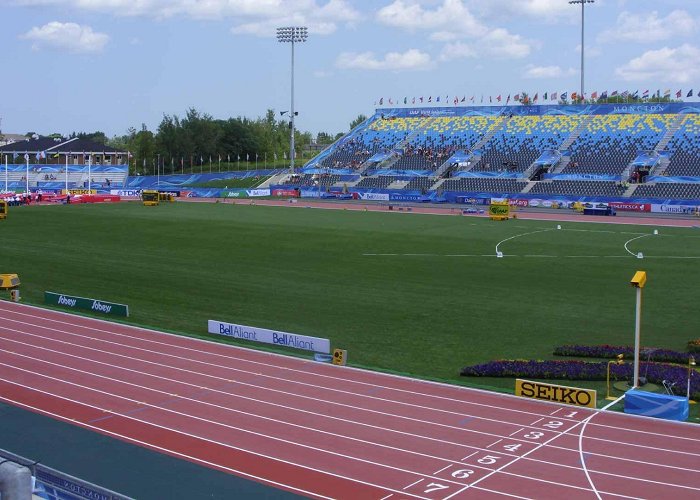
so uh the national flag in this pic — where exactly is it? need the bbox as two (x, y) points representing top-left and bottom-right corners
(436, 96), (440, 102)
(591, 91), (598, 100)
(13, 152), (18, 160)
(412, 97), (416, 104)
(642, 89), (649, 98)
(388, 98), (393, 105)
(200, 156), (203, 164)
(610, 90), (618, 97)
(428, 96), (432, 102)
(676, 89), (682, 98)
(687, 89), (693, 98)
(664, 89), (671, 97)
(419, 97), (424, 103)
(551, 92), (557, 101)
(489, 96), (492, 103)
(506, 95), (511, 104)
(35, 152), (40, 160)
(453, 96), (458, 105)
(403, 97), (407, 104)
(127, 151), (133, 158)
(379, 98), (384, 105)
(600, 91), (608, 99)
(561, 92), (567, 100)
(572, 92), (578, 101)
(274, 152), (278, 160)
(514, 94), (520, 101)
(631, 90), (638, 98)
(461, 96), (466, 102)
(227, 154), (230, 162)
(218, 154), (221, 161)
(480, 95), (483, 103)
(496, 95), (501, 102)
(533, 93), (538, 103)
(246, 153), (249, 161)
(621, 90), (629, 99)
(470, 96), (474, 102)
(24, 153), (29, 161)
(543, 92), (548, 101)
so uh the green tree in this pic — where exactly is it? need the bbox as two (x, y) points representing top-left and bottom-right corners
(349, 114), (367, 130)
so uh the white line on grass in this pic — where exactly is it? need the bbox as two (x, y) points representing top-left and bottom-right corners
(495, 228), (556, 257)
(624, 234), (652, 257)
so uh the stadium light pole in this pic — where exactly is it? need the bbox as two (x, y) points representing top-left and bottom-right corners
(277, 26), (308, 173)
(569, 0), (594, 102)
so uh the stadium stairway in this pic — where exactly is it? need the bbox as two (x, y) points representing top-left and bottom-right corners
(558, 115), (594, 150)
(655, 114), (687, 152)
(623, 183), (639, 198)
(520, 180), (538, 194)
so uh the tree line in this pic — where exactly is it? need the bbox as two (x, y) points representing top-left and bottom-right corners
(72, 109), (367, 174)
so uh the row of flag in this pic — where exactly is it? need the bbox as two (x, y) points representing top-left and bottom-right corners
(375, 89), (697, 106)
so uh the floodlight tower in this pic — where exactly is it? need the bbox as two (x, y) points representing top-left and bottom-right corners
(277, 26), (308, 173)
(569, 0), (594, 102)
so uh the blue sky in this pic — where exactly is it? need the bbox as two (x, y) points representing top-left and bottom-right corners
(2, 0), (699, 139)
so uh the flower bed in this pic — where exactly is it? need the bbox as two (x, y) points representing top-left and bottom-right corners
(459, 359), (699, 400)
(553, 344), (692, 364)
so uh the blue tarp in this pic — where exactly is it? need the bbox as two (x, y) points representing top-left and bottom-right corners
(624, 389), (689, 421)
(544, 173), (621, 181)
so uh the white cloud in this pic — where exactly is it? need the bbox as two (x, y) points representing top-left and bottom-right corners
(483, 28), (530, 58)
(20, 21), (109, 53)
(598, 10), (696, 44)
(523, 64), (576, 79)
(469, 0), (577, 23)
(335, 49), (432, 71)
(615, 44), (700, 84)
(14, 0), (361, 36)
(377, 0), (487, 36)
(439, 42), (477, 61)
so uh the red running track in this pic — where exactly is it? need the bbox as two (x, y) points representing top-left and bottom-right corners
(0, 301), (698, 499)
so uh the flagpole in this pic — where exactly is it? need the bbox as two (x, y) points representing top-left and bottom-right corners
(25, 153), (29, 194)
(88, 155), (92, 192)
(65, 153), (69, 192)
(4, 154), (7, 193)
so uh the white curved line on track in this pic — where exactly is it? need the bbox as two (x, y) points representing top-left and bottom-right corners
(495, 228), (556, 257)
(624, 233), (652, 257)
(578, 395), (626, 500)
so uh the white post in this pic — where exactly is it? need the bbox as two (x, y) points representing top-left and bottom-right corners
(633, 286), (642, 388)
(88, 155), (92, 192)
(4, 154), (7, 193)
(65, 153), (69, 192)
(25, 154), (29, 194)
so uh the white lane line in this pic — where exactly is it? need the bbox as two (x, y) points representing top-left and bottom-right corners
(0, 374), (460, 497)
(0, 395), (337, 500)
(3, 303), (698, 444)
(495, 228), (556, 257)
(403, 478), (424, 490)
(486, 439), (503, 449)
(461, 451), (479, 462)
(2, 316), (698, 453)
(578, 396), (626, 500)
(624, 233), (652, 257)
(433, 464), (452, 475)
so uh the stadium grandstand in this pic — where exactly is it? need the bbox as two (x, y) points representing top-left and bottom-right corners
(289, 102), (700, 207)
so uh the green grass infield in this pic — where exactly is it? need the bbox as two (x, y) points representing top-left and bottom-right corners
(3, 201), (699, 401)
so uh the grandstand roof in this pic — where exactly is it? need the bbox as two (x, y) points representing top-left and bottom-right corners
(0, 136), (125, 154)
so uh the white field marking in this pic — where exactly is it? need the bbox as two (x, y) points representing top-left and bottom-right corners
(624, 233), (652, 257)
(4, 303), (699, 439)
(0, 371), (472, 494)
(467, 486), (533, 500)
(0, 343), (525, 459)
(495, 228), (556, 256)
(530, 418), (544, 425)
(2, 348), (697, 490)
(0, 316), (696, 453)
(550, 408), (563, 415)
(578, 396), (626, 500)
(486, 439), (503, 449)
(403, 478), (424, 490)
(432, 464), (453, 475)
(0, 316), (589, 428)
(509, 428), (524, 437)
(380, 495), (393, 500)
(0, 354), (514, 473)
(0, 328), (571, 450)
(442, 398), (700, 500)
(0, 396), (338, 500)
